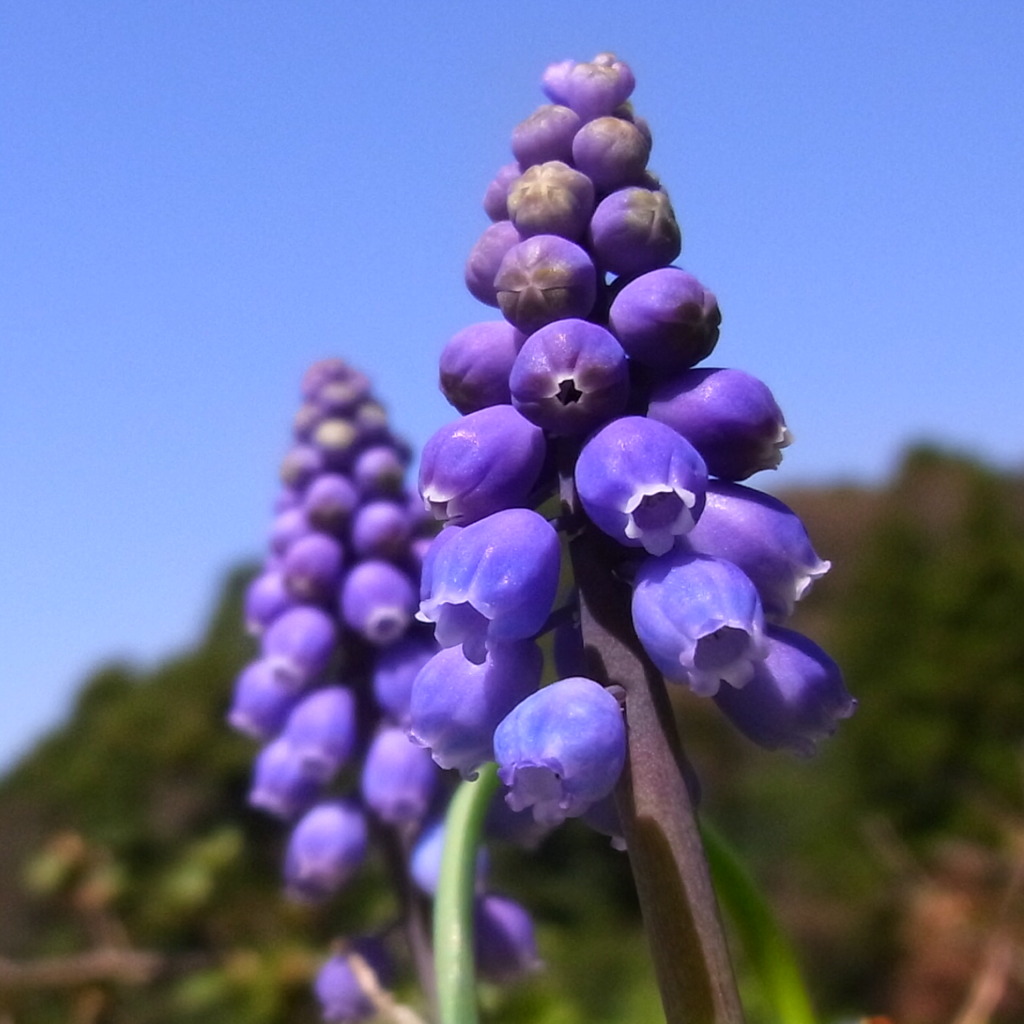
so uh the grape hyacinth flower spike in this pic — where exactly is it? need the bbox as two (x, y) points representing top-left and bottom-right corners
(229, 358), (545, 1022)
(406, 49), (854, 1024)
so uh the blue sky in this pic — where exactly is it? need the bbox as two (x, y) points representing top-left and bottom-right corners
(2, 1), (1022, 770)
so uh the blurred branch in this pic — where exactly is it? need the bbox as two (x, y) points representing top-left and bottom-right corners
(0, 948), (163, 991)
(348, 949), (428, 1024)
(951, 830), (1024, 1024)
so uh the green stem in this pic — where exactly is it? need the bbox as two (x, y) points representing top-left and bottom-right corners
(701, 821), (818, 1024)
(434, 763), (500, 1024)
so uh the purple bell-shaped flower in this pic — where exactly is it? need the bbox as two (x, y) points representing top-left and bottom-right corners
(243, 569), (294, 635)
(713, 625), (856, 755)
(493, 676), (626, 825)
(681, 481), (831, 622)
(284, 800), (369, 902)
(248, 738), (323, 820)
(647, 367), (792, 481)
(417, 508), (561, 664)
(360, 727), (438, 826)
(575, 415), (708, 556)
(410, 819), (489, 897)
(227, 659), (299, 740)
(260, 606), (337, 689)
(632, 549), (768, 695)
(371, 633), (440, 726)
(418, 405), (547, 526)
(474, 893), (543, 983)
(408, 640), (542, 777)
(314, 940), (392, 1024)
(339, 560), (418, 646)
(280, 685), (358, 782)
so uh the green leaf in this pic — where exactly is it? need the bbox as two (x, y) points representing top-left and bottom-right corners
(702, 820), (818, 1024)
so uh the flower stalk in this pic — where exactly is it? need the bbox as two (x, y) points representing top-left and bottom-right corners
(562, 446), (745, 1024)
(434, 763), (500, 1024)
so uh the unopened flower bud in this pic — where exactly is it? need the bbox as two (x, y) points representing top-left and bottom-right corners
(466, 220), (521, 306)
(483, 162), (520, 222)
(282, 532), (345, 604)
(439, 321), (525, 414)
(572, 115), (651, 191)
(350, 500), (413, 561)
(542, 53), (635, 122)
(589, 187), (681, 278)
(609, 267), (721, 371)
(495, 234), (597, 334)
(512, 104), (581, 168)
(507, 160), (595, 240)
(647, 367), (791, 480)
(302, 473), (359, 534)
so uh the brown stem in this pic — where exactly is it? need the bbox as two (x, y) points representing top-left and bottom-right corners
(0, 949), (165, 991)
(380, 824), (438, 1019)
(559, 444), (744, 1024)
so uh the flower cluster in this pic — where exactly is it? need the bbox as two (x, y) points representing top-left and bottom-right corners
(228, 359), (538, 1020)
(414, 50), (854, 859)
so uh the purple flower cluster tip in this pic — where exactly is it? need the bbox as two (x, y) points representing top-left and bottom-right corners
(414, 49), (853, 824)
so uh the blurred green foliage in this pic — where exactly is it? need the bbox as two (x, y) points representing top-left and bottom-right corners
(1, 445), (1022, 1023)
